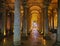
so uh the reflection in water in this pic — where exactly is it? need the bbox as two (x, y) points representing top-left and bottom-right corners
(31, 30), (39, 39)
(30, 28), (40, 46)
(3, 38), (6, 43)
(43, 39), (46, 45)
(4, 30), (6, 36)
(29, 29), (49, 46)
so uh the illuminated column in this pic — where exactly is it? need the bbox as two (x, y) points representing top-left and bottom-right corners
(0, 0), (6, 36)
(14, 0), (21, 46)
(22, 1), (28, 36)
(1, 11), (6, 36)
(51, 10), (54, 29)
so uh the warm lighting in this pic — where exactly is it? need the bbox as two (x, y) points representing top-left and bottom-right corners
(3, 38), (6, 43)
(4, 28), (6, 36)
(51, 17), (53, 28)
(7, 18), (10, 30)
(32, 21), (38, 30)
(21, 10), (24, 14)
(41, 31), (43, 34)
(31, 13), (38, 30)
(43, 39), (46, 45)
(30, 6), (40, 11)
(31, 13), (38, 22)
(54, 14), (57, 29)
(51, 0), (58, 3)
(31, 10), (39, 14)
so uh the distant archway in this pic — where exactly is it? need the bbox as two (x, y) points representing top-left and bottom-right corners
(29, 6), (41, 32)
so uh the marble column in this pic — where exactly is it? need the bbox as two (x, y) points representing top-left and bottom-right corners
(56, 0), (60, 44)
(0, 0), (6, 36)
(27, 8), (29, 34)
(22, 1), (28, 37)
(1, 11), (6, 36)
(44, 6), (49, 36)
(3, 11), (6, 36)
(14, 0), (21, 46)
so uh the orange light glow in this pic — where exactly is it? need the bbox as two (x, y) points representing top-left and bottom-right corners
(3, 38), (6, 43)
(31, 13), (38, 30)
(43, 39), (46, 45)
(4, 28), (6, 36)
(54, 14), (57, 29)
(31, 13), (38, 22)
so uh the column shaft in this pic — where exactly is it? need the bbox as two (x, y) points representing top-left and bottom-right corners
(44, 6), (48, 36)
(22, 1), (27, 36)
(57, 0), (60, 42)
(14, 0), (21, 45)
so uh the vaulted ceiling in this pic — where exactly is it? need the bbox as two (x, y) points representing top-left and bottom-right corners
(6, 0), (58, 9)
(5, 0), (58, 14)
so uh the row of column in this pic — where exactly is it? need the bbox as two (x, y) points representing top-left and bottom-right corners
(0, 0), (14, 37)
(13, 0), (60, 45)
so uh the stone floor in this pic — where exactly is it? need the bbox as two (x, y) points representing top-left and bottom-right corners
(0, 30), (56, 46)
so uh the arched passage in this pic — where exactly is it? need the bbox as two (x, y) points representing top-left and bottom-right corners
(28, 6), (42, 33)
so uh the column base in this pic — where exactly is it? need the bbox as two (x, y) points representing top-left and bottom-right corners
(21, 33), (28, 40)
(43, 34), (51, 40)
(13, 41), (21, 46)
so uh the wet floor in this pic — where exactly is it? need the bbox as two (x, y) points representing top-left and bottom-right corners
(0, 36), (13, 46)
(0, 30), (55, 46)
(22, 30), (55, 46)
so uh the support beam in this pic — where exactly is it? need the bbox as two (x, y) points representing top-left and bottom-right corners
(14, 0), (21, 46)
